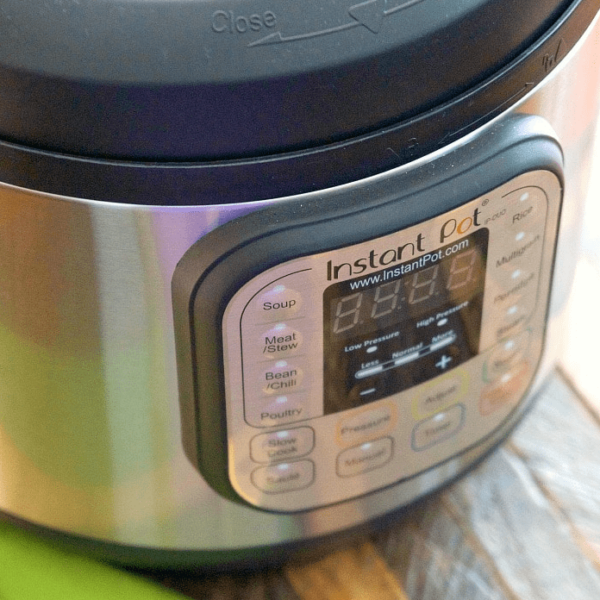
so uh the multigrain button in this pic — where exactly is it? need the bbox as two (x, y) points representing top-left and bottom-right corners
(251, 461), (314, 493)
(261, 360), (304, 394)
(250, 427), (315, 463)
(412, 404), (465, 451)
(255, 285), (302, 322)
(336, 437), (393, 477)
(258, 323), (303, 359)
(336, 402), (396, 447)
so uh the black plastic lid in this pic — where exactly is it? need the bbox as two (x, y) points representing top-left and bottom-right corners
(0, 0), (579, 160)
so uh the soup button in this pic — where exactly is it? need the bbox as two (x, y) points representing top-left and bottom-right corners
(254, 285), (303, 322)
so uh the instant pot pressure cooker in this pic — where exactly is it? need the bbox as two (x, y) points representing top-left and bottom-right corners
(0, 0), (599, 568)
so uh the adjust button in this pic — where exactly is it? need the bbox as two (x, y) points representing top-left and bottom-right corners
(336, 437), (393, 477)
(412, 370), (468, 420)
(251, 461), (314, 494)
(250, 427), (315, 463)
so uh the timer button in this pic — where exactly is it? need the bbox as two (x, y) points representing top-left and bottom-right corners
(255, 285), (302, 322)
(412, 404), (465, 451)
(258, 323), (303, 360)
(261, 360), (304, 395)
(250, 427), (315, 463)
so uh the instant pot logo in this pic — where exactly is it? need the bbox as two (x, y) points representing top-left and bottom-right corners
(326, 208), (481, 280)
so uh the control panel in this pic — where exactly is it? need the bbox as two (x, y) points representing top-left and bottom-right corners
(221, 171), (560, 511)
(172, 116), (563, 512)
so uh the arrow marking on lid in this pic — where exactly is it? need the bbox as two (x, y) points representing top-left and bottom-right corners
(438, 82), (535, 145)
(349, 0), (387, 34)
(249, 0), (426, 47)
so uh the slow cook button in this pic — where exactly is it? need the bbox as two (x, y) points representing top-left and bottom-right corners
(411, 404), (465, 451)
(258, 323), (303, 360)
(261, 360), (304, 394)
(336, 437), (393, 477)
(336, 402), (397, 447)
(251, 460), (314, 494)
(250, 426), (315, 463)
(254, 285), (303, 323)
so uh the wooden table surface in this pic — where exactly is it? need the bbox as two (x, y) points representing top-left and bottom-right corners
(141, 136), (600, 600)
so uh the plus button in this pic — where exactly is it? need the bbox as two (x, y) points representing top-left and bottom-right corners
(435, 355), (453, 370)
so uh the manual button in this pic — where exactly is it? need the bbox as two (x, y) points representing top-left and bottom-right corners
(250, 427), (315, 463)
(336, 437), (393, 477)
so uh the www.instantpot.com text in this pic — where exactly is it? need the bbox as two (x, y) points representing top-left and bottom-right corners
(347, 238), (471, 290)
(326, 207), (482, 281)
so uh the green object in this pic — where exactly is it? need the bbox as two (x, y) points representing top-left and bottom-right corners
(0, 522), (186, 600)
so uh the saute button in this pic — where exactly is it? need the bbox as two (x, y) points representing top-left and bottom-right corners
(412, 404), (465, 451)
(258, 323), (303, 359)
(336, 437), (393, 477)
(255, 285), (303, 322)
(250, 427), (315, 463)
(251, 461), (314, 493)
(261, 360), (304, 394)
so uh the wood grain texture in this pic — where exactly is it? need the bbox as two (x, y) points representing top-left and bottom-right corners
(147, 371), (600, 600)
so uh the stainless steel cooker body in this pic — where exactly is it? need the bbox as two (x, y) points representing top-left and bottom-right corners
(0, 0), (599, 568)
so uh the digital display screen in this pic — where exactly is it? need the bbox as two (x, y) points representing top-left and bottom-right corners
(323, 230), (488, 414)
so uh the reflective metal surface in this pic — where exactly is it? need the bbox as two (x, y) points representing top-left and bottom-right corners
(0, 14), (598, 559)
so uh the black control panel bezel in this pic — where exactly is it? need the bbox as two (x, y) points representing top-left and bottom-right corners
(171, 116), (564, 506)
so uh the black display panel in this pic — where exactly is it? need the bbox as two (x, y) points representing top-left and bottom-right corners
(323, 229), (489, 413)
